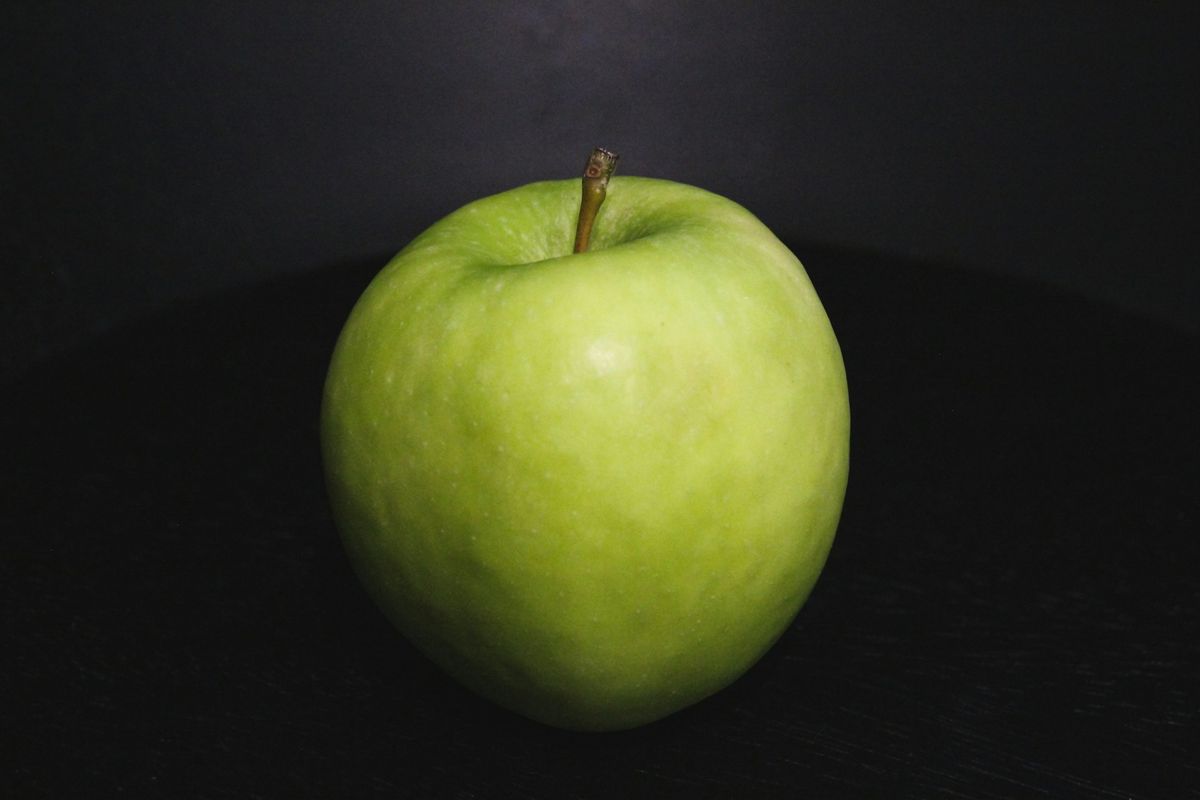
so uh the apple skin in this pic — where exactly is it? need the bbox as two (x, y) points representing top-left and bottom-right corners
(321, 176), (849, 731)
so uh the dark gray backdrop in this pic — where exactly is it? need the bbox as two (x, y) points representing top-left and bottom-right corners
(4, 2), (1196, 376)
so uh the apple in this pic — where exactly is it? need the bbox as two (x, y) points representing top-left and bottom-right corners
(321, 151), (850, 731)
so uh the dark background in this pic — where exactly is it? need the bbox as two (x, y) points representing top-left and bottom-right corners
(3, 2), (1197, 377)
(4, 3), (1198, 798)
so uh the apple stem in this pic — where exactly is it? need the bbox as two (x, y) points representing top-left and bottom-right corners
(573, 147), (619, 254)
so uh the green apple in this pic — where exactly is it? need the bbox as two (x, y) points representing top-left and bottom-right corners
(321, 162), (850, 731)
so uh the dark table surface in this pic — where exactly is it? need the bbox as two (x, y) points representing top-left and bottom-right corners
(4, 246), (1197, 798)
